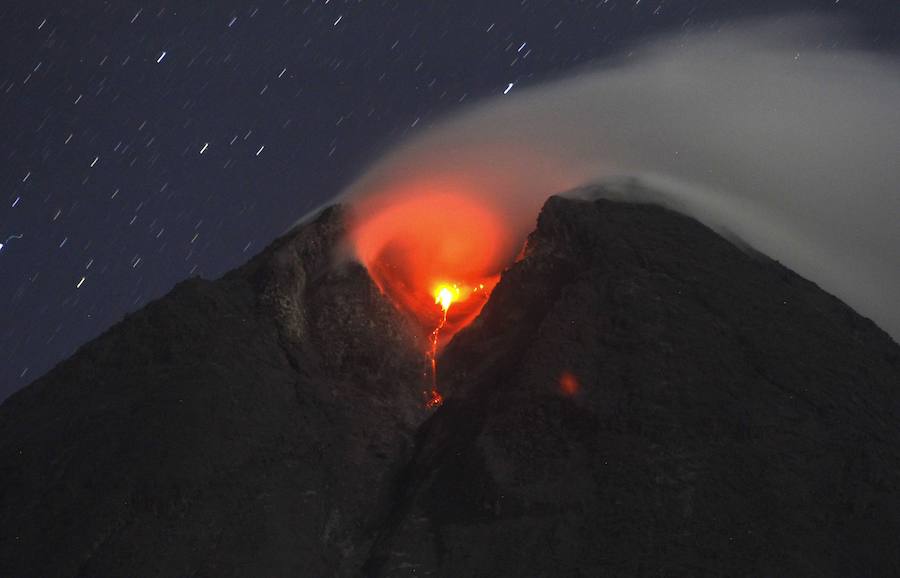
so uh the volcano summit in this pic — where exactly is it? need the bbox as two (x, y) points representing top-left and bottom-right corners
(2, 186), (899, 577)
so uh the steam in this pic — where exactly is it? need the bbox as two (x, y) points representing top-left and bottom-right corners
(334, 16), (900, 341)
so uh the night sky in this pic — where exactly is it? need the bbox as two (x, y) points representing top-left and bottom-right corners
(0, 0), (896, 401)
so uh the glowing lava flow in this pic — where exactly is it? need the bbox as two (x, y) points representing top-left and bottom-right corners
(346, 187), (520, 407)
(349, 189), (511, 343)
(425, 285), (458, 408)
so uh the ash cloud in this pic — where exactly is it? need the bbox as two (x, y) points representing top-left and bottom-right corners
(334, 16), (900, 341)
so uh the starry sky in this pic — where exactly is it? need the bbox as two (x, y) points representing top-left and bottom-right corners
(0, 0), (897, 402)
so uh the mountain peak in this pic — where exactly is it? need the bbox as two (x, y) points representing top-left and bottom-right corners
(2, 192), (899, 576)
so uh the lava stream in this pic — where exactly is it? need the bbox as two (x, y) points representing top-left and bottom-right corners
(425, 285), (458, 408)
(346, 187), (517, 408)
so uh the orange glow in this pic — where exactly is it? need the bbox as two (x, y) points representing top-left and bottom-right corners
(425, 389), (444, 409)
(349, 184), (515, 343)
(434, 284), (458, 312)
(348, 182), (523, 409)
(559, 371), (580, 396)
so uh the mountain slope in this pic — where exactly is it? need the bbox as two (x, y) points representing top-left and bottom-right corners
(365, 195), (900, 576)
(2, 191), (899, 577)
(0, 206), (427, 577)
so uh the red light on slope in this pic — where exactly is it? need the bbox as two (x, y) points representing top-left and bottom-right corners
(559, 371), (581, 396)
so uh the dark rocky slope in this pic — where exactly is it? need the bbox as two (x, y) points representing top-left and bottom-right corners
(2, 192), (899, 577)
(0, 206), (428, 577)
(367, 195), (900, 576)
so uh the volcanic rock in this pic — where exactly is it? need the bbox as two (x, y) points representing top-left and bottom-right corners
(2, 190), (899, 577)
(0, 206), (427, 577)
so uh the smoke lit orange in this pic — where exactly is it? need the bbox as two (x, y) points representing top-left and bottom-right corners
(348, 183), (516, 343)
(348, 181), (521, 408)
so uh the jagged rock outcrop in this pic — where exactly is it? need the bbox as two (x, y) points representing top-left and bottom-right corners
(2, 191), (899, 577)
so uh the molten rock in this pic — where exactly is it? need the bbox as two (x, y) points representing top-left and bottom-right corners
(2, 190), (900, 576)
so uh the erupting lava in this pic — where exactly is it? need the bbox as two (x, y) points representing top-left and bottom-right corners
(348, 183), (521, 407)
(348, 186), (516, 336)
(425, 282), (491, 407)
(425, 285), (457, 408)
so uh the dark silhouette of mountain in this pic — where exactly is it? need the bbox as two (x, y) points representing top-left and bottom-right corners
(2, 190), (899, 577)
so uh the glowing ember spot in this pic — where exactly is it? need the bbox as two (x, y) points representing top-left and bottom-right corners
(559, 371), (580, 396)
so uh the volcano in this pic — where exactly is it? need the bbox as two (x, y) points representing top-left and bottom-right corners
(2, 187), (900, 577)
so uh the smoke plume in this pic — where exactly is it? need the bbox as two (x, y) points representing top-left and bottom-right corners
(334, 16), (900, 341)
